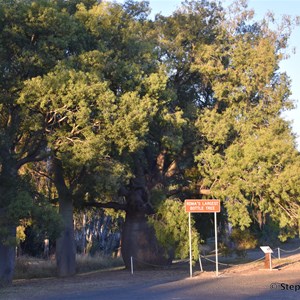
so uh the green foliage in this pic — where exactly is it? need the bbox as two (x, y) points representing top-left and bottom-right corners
(87, 160), (132, 200)
(6, 191), (33, 224)
(18, 67), (116, 159)
(197, 117), (300, 237)
(194, 2), (300, 240)
(32, 200), (63, 242)
(258, 220), (281, 245)
(148, 199), (200, 260)
(149, 188), (167, 209)
(230, 228), (257, 251)
(0, 178), (62, 247)
(0, 176), (34, 245)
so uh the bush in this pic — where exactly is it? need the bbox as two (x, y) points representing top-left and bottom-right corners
(230, 228), (258, 257)
(148, 198), (200, 261)
(259, 221), (281, 245)
(219, 242), (233, 257)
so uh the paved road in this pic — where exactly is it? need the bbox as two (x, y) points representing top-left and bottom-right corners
(1, 267), (300, 300)
(45, 272), (300, 300)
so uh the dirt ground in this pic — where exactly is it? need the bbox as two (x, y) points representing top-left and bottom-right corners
(1, 239), (300, 300)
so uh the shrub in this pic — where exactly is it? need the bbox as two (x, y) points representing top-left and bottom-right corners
(230, 228), (258, 257)
(148, 198), (200, 261)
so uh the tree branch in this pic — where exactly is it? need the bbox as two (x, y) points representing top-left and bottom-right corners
(85, 201), (127, 211)
(17, 148), (49, 169)
(29, 167), (55, 183)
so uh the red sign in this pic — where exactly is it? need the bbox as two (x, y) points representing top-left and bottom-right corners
(185, 199), (220, 213)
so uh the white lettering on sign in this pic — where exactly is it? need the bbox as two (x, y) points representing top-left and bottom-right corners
(185, 199), (220, 213)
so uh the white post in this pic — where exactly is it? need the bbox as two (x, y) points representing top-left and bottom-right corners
(131, 256), (134, 275)
(214, 212), (219, 277)
(199, 254), (203, 272)
(189, 212), (193, 278)
(278, 248), (281, 259)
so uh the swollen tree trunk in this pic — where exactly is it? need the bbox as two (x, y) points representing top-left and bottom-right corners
(53, 158), (76, 277)
(121, 213), (171, 269)
(120, 178), (172, 269)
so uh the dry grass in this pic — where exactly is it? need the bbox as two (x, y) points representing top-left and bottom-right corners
(14, 254), (124, 280)
(14, 256), (57, 279)
(75, 253), (124, 273)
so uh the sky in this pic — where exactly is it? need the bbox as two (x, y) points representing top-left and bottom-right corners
(116, 0), (300, 148)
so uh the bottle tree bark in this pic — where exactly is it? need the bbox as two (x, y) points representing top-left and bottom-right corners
(120, 178), (172, 269)
(86, 178), (171, 269)
(53, 157), (76, 277)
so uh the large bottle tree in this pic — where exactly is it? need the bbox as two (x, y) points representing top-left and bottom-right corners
(76, 0), (224, 268)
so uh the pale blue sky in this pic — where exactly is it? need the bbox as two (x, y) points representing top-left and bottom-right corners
(116, 0), (300, 148)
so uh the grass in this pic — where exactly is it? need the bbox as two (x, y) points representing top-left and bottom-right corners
(75, 254), (124, 274)
(14, 254), (124, 280)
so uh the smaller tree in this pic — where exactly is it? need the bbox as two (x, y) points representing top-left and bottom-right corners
(149, 198), (200, 261)
(193, 2), (300, 241)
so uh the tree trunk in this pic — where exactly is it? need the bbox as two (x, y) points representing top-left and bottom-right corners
(53, 158), (76, 277)
(120, 178), (172, 269)
(0, 161), (18, 286)
(56, 196), (76, 277)
(121, 213), (171, 269)
(0, 223), (16, 287)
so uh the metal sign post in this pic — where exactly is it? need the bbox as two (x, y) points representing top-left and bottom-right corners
(214, 212), (219, 276)
(185, 199), (221, 277)
(188, 212), (192, 278)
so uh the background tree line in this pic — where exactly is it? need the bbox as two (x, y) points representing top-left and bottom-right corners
(1, 0), (299, 286)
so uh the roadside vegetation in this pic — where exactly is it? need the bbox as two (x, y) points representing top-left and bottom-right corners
(14, 255), (124, 280)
